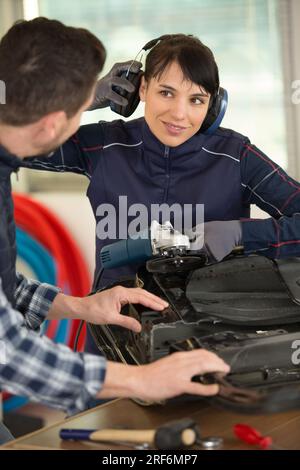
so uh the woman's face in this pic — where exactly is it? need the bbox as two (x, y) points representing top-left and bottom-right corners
(139, 61), (211, 147)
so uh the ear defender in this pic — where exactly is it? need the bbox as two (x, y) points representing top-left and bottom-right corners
(201, 87), (228, 135)
(109, 69), (144, 117)
(109, 35), (228, 134)
(109, 36), (164, 117)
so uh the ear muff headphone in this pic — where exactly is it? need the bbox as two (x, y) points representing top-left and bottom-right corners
(109, 35), (228, 135)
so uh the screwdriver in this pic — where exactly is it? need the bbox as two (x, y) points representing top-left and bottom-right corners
(233, 423), (279, 450)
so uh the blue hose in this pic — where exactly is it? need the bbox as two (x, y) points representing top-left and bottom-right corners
(4, 229), (69, 413)
(16, 228), (56, 284)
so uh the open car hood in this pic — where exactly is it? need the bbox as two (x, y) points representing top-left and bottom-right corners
(89, 255), (300, 413)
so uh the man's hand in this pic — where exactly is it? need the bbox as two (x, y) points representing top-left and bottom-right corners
(88, 60), (142, 110)
(188, 220), (243, 262)
(77, 286), (168, 332)
(98, 349), (230, 400)
(48, 286), (168, 332)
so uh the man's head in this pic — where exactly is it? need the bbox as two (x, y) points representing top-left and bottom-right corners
(0, 17), (106, 156)
(139, 34), (219, 147)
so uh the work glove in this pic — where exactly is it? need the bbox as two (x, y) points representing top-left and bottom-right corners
(187, 220), (243, 262)
(88, 60), (142, 110)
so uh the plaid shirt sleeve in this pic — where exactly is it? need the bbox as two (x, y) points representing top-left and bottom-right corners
(0, 285), (107, 415)
(14, 272), (60, 331)
(240, 143), (300, 258)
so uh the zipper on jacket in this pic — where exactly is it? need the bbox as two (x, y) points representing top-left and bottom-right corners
(163, 146), (170, 203)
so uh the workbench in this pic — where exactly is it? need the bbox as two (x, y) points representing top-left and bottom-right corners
(1, 397), (300, 450)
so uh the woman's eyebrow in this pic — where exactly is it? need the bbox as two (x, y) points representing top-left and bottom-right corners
(158, 84), (209, 97)
(158, 84), (177, 91)
(191, 92), (209, 98)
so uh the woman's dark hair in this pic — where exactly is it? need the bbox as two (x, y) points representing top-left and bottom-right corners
(144, 34), (219, 98)
(0, 17), (106, 125)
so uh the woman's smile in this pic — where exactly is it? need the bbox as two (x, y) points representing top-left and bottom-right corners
(162, 120), (190, 136)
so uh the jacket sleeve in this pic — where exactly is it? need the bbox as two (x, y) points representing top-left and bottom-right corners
(0, 285), (106, 416)
(23, 122), (105, 178)
(14, 272), (60, 331)
(240, 142), (300, 258)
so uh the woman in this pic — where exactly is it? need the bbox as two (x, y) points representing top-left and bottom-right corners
(26, 34), (300, 354)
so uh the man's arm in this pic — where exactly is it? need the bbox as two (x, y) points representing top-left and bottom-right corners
(240, 143), (300, 258)
(98, 349), (230, 401)
(15, 273), (168, 332)
(47, 286), (168, 332)
(1, 288), (106, 415)
(1, 287), (229, 413)
(15, 272), (60, 330)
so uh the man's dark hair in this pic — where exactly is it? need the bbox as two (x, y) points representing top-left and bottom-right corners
(144, 34), (219, 98)
(0, 17), (106, 125)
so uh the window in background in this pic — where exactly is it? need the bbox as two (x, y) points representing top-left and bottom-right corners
(26, 0), (287, 190)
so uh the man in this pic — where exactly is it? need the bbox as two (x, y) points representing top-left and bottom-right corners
(0, 18), (229, 443)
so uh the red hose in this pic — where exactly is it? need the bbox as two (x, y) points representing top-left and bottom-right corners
(13, 193), (91, 350)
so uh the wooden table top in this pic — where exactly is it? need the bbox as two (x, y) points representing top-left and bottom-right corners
(2, 397), (300, 450)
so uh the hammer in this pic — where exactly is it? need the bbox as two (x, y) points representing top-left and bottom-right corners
(60, 418), (199, 450)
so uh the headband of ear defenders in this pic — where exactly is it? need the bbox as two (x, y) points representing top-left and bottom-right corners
(109, 35), (228, 134)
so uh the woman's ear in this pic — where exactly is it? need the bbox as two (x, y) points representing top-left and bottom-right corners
(139, 76), (147, 102)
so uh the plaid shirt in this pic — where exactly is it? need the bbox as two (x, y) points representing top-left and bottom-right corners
(0, 273), (106, 415)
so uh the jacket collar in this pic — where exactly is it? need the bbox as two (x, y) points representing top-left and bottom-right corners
(0, 144), (24, 172)
(141, 118), (206, 163)
(0, 144), (52, 173)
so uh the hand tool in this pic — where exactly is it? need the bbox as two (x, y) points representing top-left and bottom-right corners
(60, 417), (199, 450)
(234, 423), (280, 449)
